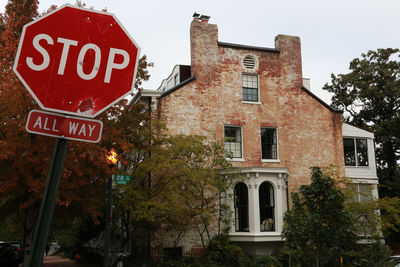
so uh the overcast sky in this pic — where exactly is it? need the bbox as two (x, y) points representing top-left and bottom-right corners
(2, 0), (400, 104)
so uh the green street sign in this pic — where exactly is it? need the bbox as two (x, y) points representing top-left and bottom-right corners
(113, 174), (131, 185)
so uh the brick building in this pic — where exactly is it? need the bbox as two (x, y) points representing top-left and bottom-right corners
(136, 16), (379, 255)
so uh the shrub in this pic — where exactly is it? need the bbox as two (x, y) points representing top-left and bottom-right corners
(205, 234), (243, 266)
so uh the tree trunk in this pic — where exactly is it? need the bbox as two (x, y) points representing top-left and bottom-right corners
(315, 251), (319, 267)
(218, 194), (222, 236)
(195, 224), (206, 249)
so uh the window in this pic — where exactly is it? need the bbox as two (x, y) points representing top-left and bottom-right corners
(261, 128), (278, 160)
(224, 126), (242, 158)
(242, 74), (258, 102)
(347, 183), (374, 236)
(348, 183), (373, 203)
(174, 74), (179, 86)
(234, 183), (249, 232)
(343, 138), (369, 166)
(259, 182), (275, 231)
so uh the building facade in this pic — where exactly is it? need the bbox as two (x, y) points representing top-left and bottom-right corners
(136, 17), (378, 255)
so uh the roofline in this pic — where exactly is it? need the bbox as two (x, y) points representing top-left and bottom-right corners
(218, 41), (280, 53)
(160, 76), (197, 98)
(156, 64), (191, 91)
(131, 76), (196, 104)
(131, 89), (162, 105)
(301, 86), (343, 114)
(343, 122), (375, 136)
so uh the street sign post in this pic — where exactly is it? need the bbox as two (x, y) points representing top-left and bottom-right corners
(14, 4), (140, 118)
(13, 5), (140, 267)
(26, 110), (103, 143)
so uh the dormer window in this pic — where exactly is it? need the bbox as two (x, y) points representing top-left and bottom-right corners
(174, 74), (179, 86)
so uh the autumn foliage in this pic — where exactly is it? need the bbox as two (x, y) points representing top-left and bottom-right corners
(0, 1), (152, 263)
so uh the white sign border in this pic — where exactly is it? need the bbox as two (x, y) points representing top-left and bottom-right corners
(13, 4), (141, 118)
(26, 109), (104, 143)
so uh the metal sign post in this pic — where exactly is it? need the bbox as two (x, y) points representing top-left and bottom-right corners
(28, 138), (69, 267)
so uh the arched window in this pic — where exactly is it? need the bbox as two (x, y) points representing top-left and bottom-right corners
(234, 182), (249, 232)
(259, 182), (275, 231)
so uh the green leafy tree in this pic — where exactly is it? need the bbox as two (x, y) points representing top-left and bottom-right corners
(113, 128), (233, 262)
(339, 181), (398, 265)
(344, 181), (400, 242)
(282, 167), (357, 267)
(323, 48), (400, 199)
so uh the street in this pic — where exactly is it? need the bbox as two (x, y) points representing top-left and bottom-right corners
(42, 256), (81, 267)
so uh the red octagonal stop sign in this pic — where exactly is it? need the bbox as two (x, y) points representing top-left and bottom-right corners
(13, 5), (140, 118)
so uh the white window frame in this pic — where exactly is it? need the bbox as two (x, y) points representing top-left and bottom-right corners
(224, 125), (244, 161)
(242, 73), (261, 104)
(234, 182), (250, 232)
(227, 169), (289, 242)
(259, 181), (275, 232)
(174, 74), (179, 86)
(347, 182), (377, 237)
(343, 137), (369, 167)
(261, 128), (280, 163)
(348, 182), (375, 203)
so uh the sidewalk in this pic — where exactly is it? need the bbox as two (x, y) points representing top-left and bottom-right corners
(42, 255), (81, 267)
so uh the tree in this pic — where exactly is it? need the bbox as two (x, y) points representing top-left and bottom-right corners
(113, 129), (233, 262)
(0, 1), (153, 265)
(282, 167), (357, 267)
(323, 49), (400, 198)
(344, 181), (400, 246)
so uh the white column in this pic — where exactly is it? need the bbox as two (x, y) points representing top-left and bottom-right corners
(253, 173), (260, 233)
(247, 173), (257, 233)
(276, 173), (284, 232)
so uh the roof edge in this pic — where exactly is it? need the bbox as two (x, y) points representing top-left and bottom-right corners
(131, 89), (162, 105)
(343, 122), (375, 136)
(301, 86), (343, 114)
(160, 76), (197, 98)
(218, 41), (280, 53)
(156, 64), (191, 91)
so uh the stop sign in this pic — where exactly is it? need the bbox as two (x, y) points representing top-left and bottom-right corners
(13, 5), (140, 118)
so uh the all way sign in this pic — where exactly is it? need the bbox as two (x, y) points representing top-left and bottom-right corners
(26, 110), (103, 143)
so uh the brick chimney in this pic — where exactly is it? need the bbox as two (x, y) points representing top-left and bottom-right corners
(190, 17), (218, 83)
(274, 35), (303, 90)
(199, 15), (210, 23)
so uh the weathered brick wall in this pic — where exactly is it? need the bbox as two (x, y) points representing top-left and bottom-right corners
(156, 19), (344, 249)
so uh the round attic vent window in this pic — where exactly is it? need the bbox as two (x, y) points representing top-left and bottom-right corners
(243, 55), (256, 69)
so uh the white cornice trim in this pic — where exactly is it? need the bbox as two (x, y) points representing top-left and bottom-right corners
(225, 167), (289, 175)
(140, 89), (162, 98)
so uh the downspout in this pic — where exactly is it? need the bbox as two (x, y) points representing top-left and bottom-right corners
(286, 180), (289, 211)
(147, 96), (152, 188)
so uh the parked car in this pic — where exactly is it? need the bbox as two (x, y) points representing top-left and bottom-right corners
(373, 255), (400, 267)
(9, 242), (23, 252)
(0, 242), (23, 267)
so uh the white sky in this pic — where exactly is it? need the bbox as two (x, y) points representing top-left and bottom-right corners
(2, 0), (400, 104)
